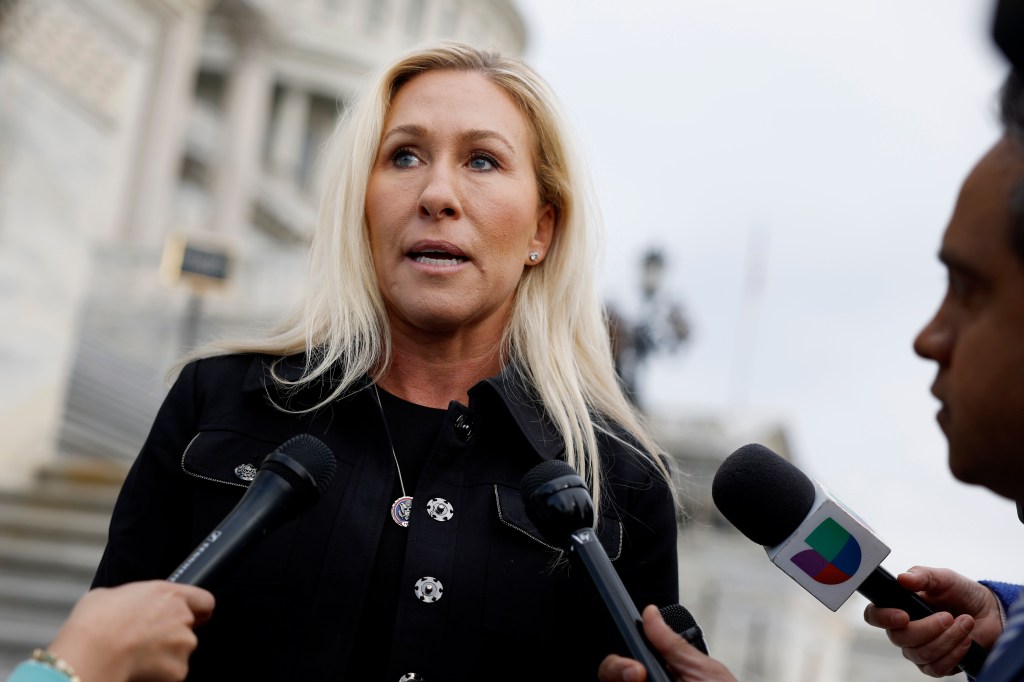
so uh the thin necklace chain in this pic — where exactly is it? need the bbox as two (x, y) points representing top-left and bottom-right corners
(373, 384), (407, 498)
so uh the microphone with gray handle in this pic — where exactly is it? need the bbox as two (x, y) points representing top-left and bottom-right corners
(521, 459), (673, 682)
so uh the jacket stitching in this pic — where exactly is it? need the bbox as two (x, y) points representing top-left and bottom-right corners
(180, 432), (249, 489)
(493, 485), (563, 557)
(492, 485), (623, 562)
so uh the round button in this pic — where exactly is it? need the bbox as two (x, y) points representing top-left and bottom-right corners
(454, 414), (473, 442)
(399, 674), (425, 682)
(414, 576), (443, 603)
(234, 463), (257, 482)
(426, 497), (454, 522)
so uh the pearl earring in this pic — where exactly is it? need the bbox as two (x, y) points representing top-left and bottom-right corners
(529, 252), (540, 262)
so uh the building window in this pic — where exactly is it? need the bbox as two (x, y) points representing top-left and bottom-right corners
(194, 70), (226, 111)
(301, 94), (344, 192)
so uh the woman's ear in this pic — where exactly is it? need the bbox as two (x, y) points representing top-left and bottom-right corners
(526, 203), (555, 265)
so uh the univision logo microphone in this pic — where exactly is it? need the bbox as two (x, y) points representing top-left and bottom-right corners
(791, 518), (862, 585)
(765, 484), (891, 611)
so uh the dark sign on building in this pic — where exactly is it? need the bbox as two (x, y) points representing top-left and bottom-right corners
(161, 232), (234, 291)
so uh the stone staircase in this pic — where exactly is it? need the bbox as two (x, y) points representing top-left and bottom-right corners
(0, 317), (171, 675)
(0, 457), (126, 676)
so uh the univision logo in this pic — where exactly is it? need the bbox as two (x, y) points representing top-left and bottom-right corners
(791, 517), (862, 585)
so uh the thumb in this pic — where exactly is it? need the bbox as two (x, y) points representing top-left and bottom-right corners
(898, 566), (941, 594)
(641, 605), (706, 671)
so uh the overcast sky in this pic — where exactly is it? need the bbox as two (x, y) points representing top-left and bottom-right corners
(514, 0), (1021, 597)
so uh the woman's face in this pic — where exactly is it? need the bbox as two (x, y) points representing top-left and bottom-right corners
(366, 69), (554, 342)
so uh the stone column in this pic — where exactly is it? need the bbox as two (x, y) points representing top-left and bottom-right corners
(118, 4), (207, 247)
(208, 36), (273, 238)
(267, 85), (310, 184)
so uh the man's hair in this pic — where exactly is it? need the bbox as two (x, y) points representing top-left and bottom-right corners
(1001, 70), (1024, 262)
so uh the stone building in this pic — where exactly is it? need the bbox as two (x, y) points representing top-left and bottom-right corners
(0, 0), (526, 485)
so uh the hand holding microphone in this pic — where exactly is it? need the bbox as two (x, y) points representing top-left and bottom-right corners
(599, 605), (734, 682)
(43, 581), (215, 682)
(863, 566), (1006, 677)
(659, 604), (709, 656)
(712, 444), (990, 677)
(521, 460), (673, 682)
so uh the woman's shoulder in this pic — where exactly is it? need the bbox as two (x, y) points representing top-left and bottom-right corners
(598, 429), (674, 495)
(173, 352), (293, 399)
(181, 352), (290, 381)
(596, 418), (660, 464)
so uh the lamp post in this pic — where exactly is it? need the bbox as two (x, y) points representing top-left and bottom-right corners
(608, 248), (690, 408)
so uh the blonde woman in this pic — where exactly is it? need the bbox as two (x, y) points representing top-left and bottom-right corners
(94, 43), (678, 681)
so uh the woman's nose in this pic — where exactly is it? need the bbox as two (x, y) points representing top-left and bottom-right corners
(418, 165), (461, 220)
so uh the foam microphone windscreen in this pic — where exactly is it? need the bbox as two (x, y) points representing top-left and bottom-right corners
(711, 443), (817, 547)
(659, 604), (709, 655)
(266, 433), (337, 496)
(521, 459), (578, 500)
(659, 604), (698, 633)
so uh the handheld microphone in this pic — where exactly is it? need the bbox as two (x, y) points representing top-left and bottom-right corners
(711, 443), (988, 677)
(521, 460), (672, 682)
(168, 434), (336, 588)
(659, 604), (709, 655)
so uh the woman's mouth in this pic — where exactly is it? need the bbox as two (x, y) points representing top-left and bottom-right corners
(411, 250), (467, 266)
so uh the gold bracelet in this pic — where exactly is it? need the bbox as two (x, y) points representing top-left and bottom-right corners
(31, 648), (82, 682)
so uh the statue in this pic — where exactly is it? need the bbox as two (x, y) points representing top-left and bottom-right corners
(607, 249), (690, 407)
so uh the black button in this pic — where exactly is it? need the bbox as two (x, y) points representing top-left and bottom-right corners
(454, 414), (473, 442)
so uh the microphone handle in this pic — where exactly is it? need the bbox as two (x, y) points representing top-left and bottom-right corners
(569, 528), (673, 682)
(858, 567), (988, 677)
(168, 473), (293, 587)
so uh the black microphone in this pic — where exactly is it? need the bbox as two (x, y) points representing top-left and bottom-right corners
(521, 460), (672, 682)
(659, 604), (709, 655)
(168, 434), (336, 588)
(712, 443), (988, 678)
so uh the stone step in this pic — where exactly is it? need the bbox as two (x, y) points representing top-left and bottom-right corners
(0, 479), (122, 513)
(0, 613), (64, 669)
(0, 501), (111, 544)
(0, 536), (103, 582)
(0, 456), (121, 675)
(0, 573), (88, 616)
(36, 456), (130, 487)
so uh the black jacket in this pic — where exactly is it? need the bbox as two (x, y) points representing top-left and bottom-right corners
(93, 354), (679, 681)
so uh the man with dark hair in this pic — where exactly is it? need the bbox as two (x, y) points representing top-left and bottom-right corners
(599, 2), (1024, 680)
(997, 73), (1024, 260)
(859, 65), (1024, 681)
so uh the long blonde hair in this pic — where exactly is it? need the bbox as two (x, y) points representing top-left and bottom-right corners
(193, 42), (674, 513)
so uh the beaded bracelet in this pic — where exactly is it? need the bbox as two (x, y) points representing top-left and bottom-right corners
(31, 649), (82, 682)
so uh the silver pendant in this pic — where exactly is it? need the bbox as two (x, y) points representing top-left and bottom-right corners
(391, 495), (413, 527)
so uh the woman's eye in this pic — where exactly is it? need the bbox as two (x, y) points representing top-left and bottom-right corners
(468, 154), (497, 171)
(392, 148), (420, 168)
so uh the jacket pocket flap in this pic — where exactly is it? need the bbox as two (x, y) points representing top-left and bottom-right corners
(493, 484), (622, 561)
(181, 430), (283, 487)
